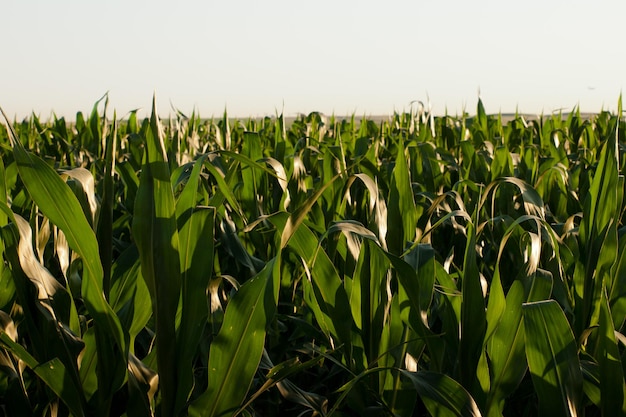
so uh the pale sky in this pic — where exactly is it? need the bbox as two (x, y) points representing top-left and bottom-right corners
(2, 0), (625, 120)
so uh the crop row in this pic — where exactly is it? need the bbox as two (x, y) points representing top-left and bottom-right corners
(0, 97), (625, 416)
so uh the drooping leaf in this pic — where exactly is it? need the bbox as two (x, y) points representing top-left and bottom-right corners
(401, 370), (482, 417)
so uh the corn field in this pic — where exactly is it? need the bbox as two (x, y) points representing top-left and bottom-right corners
(0, 96), (625, 417)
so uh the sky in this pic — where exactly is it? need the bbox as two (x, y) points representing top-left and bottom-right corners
(2, 0), (626, 120)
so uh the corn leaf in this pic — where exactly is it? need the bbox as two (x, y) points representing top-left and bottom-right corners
(523, 300), (583, 417)
(0, 332), (85, 417)
(175, 189), (215, 412)
(401, 370), (482, 417)
(459, 222), (486, 392)
(387, 144), (416, 255)
(188, 256), (280, 417)
(485, 280), (526, 417)
(596, 288), (626, 415)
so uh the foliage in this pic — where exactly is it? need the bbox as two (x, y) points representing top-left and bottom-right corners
(0, 97), (625, 416)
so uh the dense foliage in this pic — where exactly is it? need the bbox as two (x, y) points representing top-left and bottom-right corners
(0, 97), (625, 417)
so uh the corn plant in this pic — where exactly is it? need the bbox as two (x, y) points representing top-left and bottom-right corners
(0, 96), (625, 417)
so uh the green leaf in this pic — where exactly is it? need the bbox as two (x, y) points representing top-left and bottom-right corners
(127, 353), (158, 417)
(404, 243), (436, 318)
(387, 144), (416, 255)
(486, 280), (527, 417)
(523, 300), (583, 417)
(596, 289), (626, 416)
(609, 235), (626, 330)
(480, 177), (545, 220)
(378, 298), (421, 416)
(401, 370), (482, 417)
(580, 359), (601, 408)
(203, 155), (246, 222)
(484, 262), (505, 345)
(175, 202), (215, 412)
(476, 98), (488, 136)
(188, 257), (280, 417)
(107, 245), (153, 360)
(490, 146), (514, 181)
(280, 172), (340, 250)
(459, 223), (486, 392)
(78, 327), (98, 403)
(284, 219), (357, 366)
(387, 249), (433, 332)
(0, 332), (85, 417)
(346, 238), (389, 373)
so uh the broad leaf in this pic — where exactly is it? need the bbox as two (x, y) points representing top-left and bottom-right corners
(523, 300), (583, 417)
(189, 257), (280, 417)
